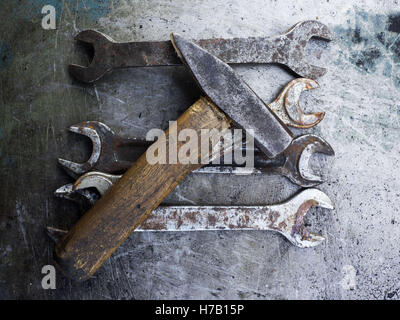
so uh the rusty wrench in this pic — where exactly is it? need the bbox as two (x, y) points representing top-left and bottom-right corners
(69, 20), (332, 83)
(59, 121), (334, 187)
(57, 134), (334, 187)
(59, 128), (334, 187)
(51, 188), (333, 248)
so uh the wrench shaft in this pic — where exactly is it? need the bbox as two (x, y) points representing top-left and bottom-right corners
(138, 205), (289, 232)
(110, 41), (181, 67)
(109, 37), (278, 68)
(112, 138), (284, 171)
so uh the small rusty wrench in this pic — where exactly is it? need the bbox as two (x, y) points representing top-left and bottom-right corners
(69, 20), (332, 83)
(51, 188), (333, 248)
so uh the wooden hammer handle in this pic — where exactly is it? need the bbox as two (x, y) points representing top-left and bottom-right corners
(54, 97), (231, 281)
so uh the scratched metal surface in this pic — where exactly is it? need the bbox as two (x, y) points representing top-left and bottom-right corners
(0, 0), (399, 299)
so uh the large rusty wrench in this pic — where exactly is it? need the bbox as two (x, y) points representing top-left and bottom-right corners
(50, 188), (334, 249)
(67, 134), (334, 189)
(54, 34), (294, 281)
(58, 78), (324, 176)
(57, 134), (333, 188)
(69, 20), (332, 83)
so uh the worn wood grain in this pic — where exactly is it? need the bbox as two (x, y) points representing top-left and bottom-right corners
(54, 97), (231, 280)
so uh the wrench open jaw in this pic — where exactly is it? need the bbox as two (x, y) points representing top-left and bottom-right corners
(57, 123), (102, 176)
(269, 78), (324, 128)
(51, 188), (333, 248)
(54, 182), (99, 208)
(69, 30), (118, 84)
(69, 20), (332, 83)
(274, 134), (335, 187)
(280, 20), (332, 80)
(58, 121), (146, 176)
(274, 188), (333, 248)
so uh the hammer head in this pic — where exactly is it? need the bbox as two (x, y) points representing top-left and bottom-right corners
(171, 33), (293, 158)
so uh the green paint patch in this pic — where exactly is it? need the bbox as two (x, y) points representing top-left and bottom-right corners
(0, 41), (12, 71)
(334, 10), (400, 88)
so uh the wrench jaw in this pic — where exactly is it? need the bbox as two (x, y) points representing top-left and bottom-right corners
(278, 188), (334, 248)
(283, 134), (334, 187)
(52, 175), (111, 217)
(294, 20), (333, 43)
(69, 64), (110, 84)
(283, 78), (325, 128)
(50, 184), (98, 240)
(74, 171), (121, 196)
(58, 121), (139, 176)
(58, 123), (102, 176)
(69, 30), (114, 83)
(268, 78), (324, 129)
(54, 183), (99, 209)
(289, 231), (326, 248)
(299, 137), (335, 183)
(50, 178), (107, 241)
(285, 20), (333, 79)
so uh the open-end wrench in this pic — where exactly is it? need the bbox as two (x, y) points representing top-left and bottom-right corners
(69, 20), (332, 83)
(58, 132), (333, 188)
(69, 131), (335, 190)
(50, 188), (333, 248)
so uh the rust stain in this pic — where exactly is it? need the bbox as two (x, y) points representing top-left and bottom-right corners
(278, 221), (287, 230)
(140, 220), (167, 230)
(291, 199), (317, 237)
(176, 216), (183, 229)
(207, 214), (217, 226)
(268, 210), (280, 230)
(185, 211), (199, 223)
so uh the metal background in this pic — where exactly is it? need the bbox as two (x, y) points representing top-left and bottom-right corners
(0, 0), (399, 299)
